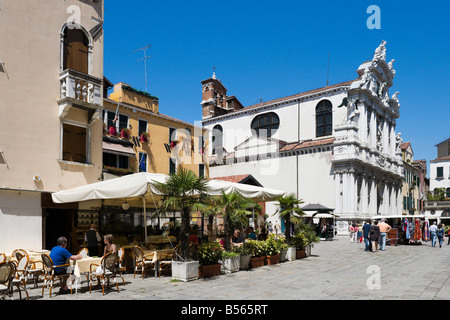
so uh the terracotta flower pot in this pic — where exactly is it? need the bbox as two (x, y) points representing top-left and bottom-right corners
(249, 256), (265, 269)
(265, 254), (280, 265)
(198, 264), (221, 278)
(296, 249), (306, 259)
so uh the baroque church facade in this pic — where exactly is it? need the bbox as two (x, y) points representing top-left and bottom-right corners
(201, 42), (404, 235)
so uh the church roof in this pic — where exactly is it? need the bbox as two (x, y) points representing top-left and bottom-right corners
(302, 203), (333, 212)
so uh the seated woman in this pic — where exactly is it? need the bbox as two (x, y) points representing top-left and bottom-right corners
(103, 234), (118, 256)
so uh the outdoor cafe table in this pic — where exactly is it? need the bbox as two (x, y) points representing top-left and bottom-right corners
(70, 256), (102, 293)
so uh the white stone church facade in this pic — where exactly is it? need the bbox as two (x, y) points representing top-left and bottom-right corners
(201, 42), (404, 235)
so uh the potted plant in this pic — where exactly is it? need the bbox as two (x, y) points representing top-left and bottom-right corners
(121, 128), (130, 139)
(220, 250), (240, 274)
(264, 234), (280, 265)
(197, 241), (223, 278)
(152, 167), (209, 282)
(291, 233), (308, 259)
(274, 235), (289, 262)
(245, 239), (267, 268)
(235, 241), (252, 270)
(108, 126), (117, 136)
(140, 131), (149, 143)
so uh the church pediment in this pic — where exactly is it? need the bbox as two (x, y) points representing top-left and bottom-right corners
(234, 135), (285, 158)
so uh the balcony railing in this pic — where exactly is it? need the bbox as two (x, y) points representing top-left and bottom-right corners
(60, 69), (102, 106)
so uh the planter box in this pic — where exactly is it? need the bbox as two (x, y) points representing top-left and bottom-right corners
(265, 254), (280, 265)
(249, 256), (265, 269)
(286, 247), (297, 261)
(221, 256), (240, 274)
(279, 249), (287, 262)
(305, 244), (312, 257)
(296, 249), (306, 259)
(199, 264), (221, 278)
(239, 254), (251, 270)
(172, 260), (199, 282)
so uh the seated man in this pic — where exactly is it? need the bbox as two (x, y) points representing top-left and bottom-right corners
(247, 227), (257, 240)
(231, 230), (245, 248)
(49, 236), (83, 294)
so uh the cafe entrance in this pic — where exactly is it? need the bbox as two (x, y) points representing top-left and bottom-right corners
(41, 192), (78, 253)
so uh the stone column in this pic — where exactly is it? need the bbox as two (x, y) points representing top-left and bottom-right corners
(359, 102), (367, 144)
(370, 111), (377, 150)
(335, 172), (343, 215)
(342, 170), (349, 215)
(361, 173), (369, 216)
(369, 177), (378, 215)
(348, 170), (357, 218)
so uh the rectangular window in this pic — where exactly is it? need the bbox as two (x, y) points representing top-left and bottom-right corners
(170, 158), (176, 174)
(118, 114), (128, 132)
(199, 164), (205, 177)
(138, 119), (148, 136)
(62, 123), (87, 163)
(169, 127), (176, 143)
(437, 167), (444, 179)
(138, 152), (147, 172)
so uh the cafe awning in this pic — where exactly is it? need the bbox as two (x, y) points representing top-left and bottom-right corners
(51, 172), (287, 242)
(102, 141), (136, 157)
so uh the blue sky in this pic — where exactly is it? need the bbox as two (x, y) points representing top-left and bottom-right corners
(104, 0), (449, 175)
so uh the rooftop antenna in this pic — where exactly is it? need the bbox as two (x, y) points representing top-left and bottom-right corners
(212, 66), (216, 79)
(135, 44), (152, 92)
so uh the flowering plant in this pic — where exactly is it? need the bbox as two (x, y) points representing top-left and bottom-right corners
(197, 241), (223, 265)
(244, 239), (268, 257)
(265, 234), (281, 256)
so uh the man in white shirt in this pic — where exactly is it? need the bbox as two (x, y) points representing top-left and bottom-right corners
(429, 222), (438, 247)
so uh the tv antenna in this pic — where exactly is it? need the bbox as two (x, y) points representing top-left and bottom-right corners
(135, 44), (152, 92)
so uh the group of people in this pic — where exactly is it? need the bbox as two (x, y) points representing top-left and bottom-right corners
(49, 224), (119, 295)
(360, 219), (392, 252)
(429, 222), (447, 248)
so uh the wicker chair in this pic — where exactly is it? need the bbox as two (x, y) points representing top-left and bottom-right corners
(0, 262), (16, 300)
(0, 253), (6, 263)
(88, 252), (119, 295)
(41, 254), (72, 298)
(77, 248), (89, 258)
(158, 250), (174, 278)
(132, 246), (155, 279)
(12, 254), (29, 300)
(116, 248), (126, 286)
(11, 249), (27, 261)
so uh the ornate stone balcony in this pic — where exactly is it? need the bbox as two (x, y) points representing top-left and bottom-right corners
(58, 69), (103, 118)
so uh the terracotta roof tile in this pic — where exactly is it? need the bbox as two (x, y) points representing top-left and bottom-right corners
(212, 175), (251, 183)
(279, 137), (335, 152)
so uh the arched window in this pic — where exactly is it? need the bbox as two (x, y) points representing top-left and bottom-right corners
(250, 112), (280, 138)
(62, 27), (90, 74)
(212, 125), (223, 155)
(316, 100), (333, 137)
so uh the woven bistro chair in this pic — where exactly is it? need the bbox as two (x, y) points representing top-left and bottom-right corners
(88, 252), (119, 295)
(0, 262), (16, 300)
(132, 246), (155, 279)
(0, 253), (6, 263)
(11, 249), (27, 262)
(77, 248), (89, 258)
(12, 254), (30, 300)
(41, 253), (72, 298)
(158, 249), (174, 278)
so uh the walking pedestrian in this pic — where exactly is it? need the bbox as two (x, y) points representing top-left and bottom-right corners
(362, 221), (372, 252)
(430, 221), (437, 247)
(349, 222), (356, 243)
(353, 224), (359, 243)
(437, 224), (445, 248)
(370, 220), (380, 252)
(378, 219), (392, 251)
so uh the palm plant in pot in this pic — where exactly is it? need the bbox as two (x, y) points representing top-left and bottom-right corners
(208, 191), (256, 252)
(291, 232), (308, 259)
(234, 241), (252, 270)
(275, 194), (304, 260)
(152, 167), (209, 281)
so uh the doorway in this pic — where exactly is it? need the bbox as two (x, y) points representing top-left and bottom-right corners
(44, 208), (76, 252)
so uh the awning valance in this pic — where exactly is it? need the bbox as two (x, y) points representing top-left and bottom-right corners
(103, 141), (136, 157)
